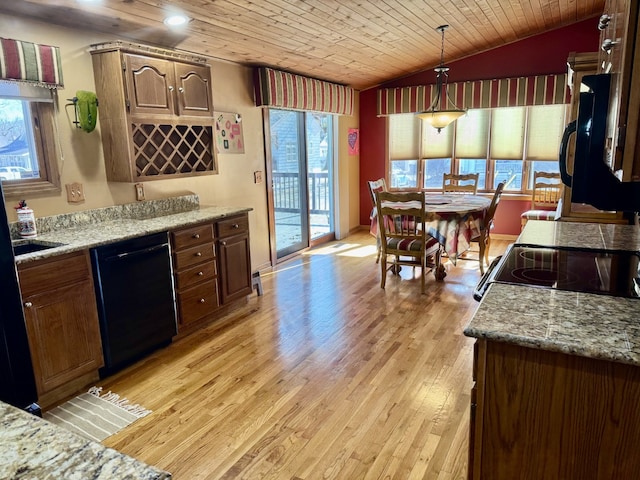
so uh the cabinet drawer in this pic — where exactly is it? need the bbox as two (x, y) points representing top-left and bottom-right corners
(177, 279), (219, 325)
(216, 215), (249, 238)
(172, 223), (214, 250)
(18, 251), (91, 297)
(175, 260), (216, 290)
(174, 243), (215, 270)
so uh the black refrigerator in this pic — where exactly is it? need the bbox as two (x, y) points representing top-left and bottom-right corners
(0, 182), (40, 415)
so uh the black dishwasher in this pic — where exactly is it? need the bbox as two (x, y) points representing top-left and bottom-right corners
(91, 232), (177, 377)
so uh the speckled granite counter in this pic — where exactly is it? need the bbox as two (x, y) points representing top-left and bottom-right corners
(11, 194), (252, 265)
(464, 220), (640, 366)
(0, 401), (170, 479)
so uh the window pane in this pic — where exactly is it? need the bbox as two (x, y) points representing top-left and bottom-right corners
(527, 104), (567, 160)
(494, 159), (522, 190)
(459, 159), (487, 190)
(389, 114), (419, 160)
(423, 158), (451, 189)
(390, 160), (417, 188)
(491, 107), (525, 159)
(456, 109), (489, 158)
(527, 161), (561, 189)
(0, 99), (40, 181)
(421, 121), (453, 158)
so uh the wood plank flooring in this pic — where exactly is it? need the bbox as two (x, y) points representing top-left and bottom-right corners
(94, 231), (509, 480)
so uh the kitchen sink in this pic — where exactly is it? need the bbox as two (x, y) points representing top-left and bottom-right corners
(12, 240), (66, 256)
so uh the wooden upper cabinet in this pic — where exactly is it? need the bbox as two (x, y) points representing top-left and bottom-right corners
(174, 63), (212, 116)
(125, 54), (175, 116)
(124, 53), (212, 118)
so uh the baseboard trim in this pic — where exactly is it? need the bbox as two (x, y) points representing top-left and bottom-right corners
(491, 233), (518, 241)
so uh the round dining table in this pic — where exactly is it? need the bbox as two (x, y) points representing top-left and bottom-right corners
(370, 193), (492, 280)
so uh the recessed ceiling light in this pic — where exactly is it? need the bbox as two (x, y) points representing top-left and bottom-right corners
(163, 14), (189, 27)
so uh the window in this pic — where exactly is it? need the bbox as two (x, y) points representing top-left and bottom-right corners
(0, 82), (61, 196)
(388, 104), (568, 193)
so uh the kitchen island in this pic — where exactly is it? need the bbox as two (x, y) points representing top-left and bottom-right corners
(465, 220), (640, 480)
(0, 401), (170, 479)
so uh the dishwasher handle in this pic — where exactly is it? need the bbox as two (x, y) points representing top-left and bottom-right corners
(104, 242), (169, 262)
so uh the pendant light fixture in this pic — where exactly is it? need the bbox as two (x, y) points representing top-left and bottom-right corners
(417, 24), (466, 132)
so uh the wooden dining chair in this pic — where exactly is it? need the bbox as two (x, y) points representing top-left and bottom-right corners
(443, 173), (479, 194)
(469, 182), (505, 275)
(367, 178), (387, 263)
(520, 172), (563, 229)
(374, 191), (441, 294)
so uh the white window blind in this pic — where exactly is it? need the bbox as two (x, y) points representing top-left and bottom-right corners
(490, 107), (525, 159)
(389, 114), (419, 159)
(421, 121), (453, 158)
(455, 109), (489, 158)
(526, 104), (567, 160)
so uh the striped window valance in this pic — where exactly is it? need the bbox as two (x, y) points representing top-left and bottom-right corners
(0, 37), (64, 89)
(254, 67), (354, 115)
(377, 74), (569, 116)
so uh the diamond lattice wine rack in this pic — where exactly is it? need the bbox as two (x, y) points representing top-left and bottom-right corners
(132, 124), (215, 178)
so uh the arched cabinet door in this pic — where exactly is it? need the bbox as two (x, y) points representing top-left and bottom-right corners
(125, 53), (175, 116)
(175, 63), (213, 117)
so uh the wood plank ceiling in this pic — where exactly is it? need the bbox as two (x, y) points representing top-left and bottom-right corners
(0, 1), (605, 90)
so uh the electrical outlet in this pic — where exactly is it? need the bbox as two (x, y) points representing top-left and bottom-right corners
(65, 183), (85, 203)
(254, 171), (263, 184)
(135, 183), (145, 201)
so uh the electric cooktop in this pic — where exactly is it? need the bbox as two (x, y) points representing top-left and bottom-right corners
(474, 244), (640, 301)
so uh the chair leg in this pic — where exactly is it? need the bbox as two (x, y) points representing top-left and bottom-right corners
(478, 234), (486, 275)
(421, 254), (426, 294)
(375, 238), (381, 264)
(484, 235), (491, 268)
(380, 255), (387, 289)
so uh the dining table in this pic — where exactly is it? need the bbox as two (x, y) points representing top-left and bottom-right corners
(370, 193), (492, 280)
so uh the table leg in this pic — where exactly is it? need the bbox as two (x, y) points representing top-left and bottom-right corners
(434, 248), (447, 281)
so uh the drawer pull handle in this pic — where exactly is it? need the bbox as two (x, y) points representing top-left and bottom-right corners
(24, 302), (33, 308)
(233, 224), (239, 228)
(195, 252), (202, 257)
(199, 298), (206, 303)
(221, 241), (227, 246)
(168, 85), (174, 91)
(197, 271), (204, 276)
(193, 233), (200, 239)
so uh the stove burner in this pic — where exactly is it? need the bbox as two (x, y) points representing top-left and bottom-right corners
(510, 267), (579, 287)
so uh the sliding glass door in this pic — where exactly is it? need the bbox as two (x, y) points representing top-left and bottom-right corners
(268, 109), (334, 260)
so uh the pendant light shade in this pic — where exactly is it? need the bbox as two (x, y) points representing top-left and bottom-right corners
(417, 25), (466, 133)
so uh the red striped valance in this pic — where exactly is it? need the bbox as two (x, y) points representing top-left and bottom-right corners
(377, 74), (569, 115)
(0, 37), (64, 89)
(254, 67), (354, 115)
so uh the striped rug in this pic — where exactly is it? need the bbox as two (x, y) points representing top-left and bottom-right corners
(43, 387), (151, 442)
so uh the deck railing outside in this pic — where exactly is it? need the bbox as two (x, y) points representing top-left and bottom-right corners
(272, 172), (330, 215)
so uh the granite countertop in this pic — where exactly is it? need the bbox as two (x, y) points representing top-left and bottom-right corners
(0, 401), (170, 479)
(12, 194), (252, 265)
(464, 220), (640, 366)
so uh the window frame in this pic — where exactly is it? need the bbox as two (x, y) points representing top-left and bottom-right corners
(387, 104), (568, 195)
(0, 93), (61, 198)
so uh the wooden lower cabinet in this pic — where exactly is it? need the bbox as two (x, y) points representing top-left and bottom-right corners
(469, 339), (640, 479)
(216, 214), (252, 304)
(171, 222), (220, 330)
(17, 251), (103, 399)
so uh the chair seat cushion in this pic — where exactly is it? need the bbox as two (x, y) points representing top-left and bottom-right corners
(386, 235), (440, 253)
(521, 209), (556, 221)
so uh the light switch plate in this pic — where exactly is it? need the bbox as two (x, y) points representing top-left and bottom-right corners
(254, 171), (263, 183)
(135, 183), (145, 201)
(65, 183), (85, 203)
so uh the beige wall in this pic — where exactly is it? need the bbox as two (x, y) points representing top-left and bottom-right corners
(0, 14), (361, 269)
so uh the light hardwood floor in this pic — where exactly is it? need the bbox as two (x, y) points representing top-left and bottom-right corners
(96, 231), (509, 480)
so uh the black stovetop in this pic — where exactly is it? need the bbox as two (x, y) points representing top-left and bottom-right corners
(493, 244), (640, 298)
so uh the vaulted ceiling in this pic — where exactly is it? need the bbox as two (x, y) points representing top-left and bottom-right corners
(0, 1), (605, 90)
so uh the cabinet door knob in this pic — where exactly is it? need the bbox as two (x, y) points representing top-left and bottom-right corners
(598, 14), (611, 30)
(601, 39), (616, 52)
(199, 298), (206, 303)
(24, 302), (32, 308)
(193, 233), (200, 239)
(195, 252), (202, 257)
(168, 85), (174, 91)
(179, 87), (184, 93)
(233, 223), (239, 228)
(221, 241), (227, 246)
(197, 271), (204, 276)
